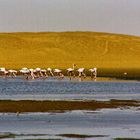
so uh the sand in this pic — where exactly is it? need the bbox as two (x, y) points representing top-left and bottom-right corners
(0, 31), (140, 70)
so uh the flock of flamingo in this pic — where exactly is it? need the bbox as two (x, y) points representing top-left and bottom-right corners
(0, 64), (97, 80)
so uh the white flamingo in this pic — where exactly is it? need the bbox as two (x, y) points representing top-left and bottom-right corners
(54, 69), (64, 79)
(8, 69), (17, 78)
(77, 68), (86, 78)
(67, 64), (76, 79)
(124, 72), (127, 75)
(35, 68), (43, 77)
(47, 68), (54, 76)
(89, 68), (97, 79)
(41, 69), (48, 78)
(29, 69), (36, 79)
(19, 68), (30, 79)
(0, 67), (8, 78)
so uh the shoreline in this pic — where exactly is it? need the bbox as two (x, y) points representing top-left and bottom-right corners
(0, 75), (139, 82)
(0, 99), (139, 113)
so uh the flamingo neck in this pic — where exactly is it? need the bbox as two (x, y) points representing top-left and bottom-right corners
(73, 64), (75, 70)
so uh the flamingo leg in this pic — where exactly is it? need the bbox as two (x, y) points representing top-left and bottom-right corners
(69, 72), (72, 80)
(30, 72), (35, 79)
(72, 71), (75, 78)
(82, 72), (86, 78)
(44, 72), (48, 78)
(13, 72), (16, 77)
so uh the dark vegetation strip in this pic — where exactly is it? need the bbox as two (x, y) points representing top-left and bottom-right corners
(57, 134), (108, 138)
(114, 138), (140, 140)
(0, 100), (139, 113)
(0, 133), (108, 139)
(0, 133), (15, 139)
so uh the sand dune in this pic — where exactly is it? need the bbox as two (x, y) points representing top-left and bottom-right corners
(0, 32), (140, 69)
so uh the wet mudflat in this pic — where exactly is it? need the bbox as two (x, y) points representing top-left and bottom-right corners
(0, 99), (139, 112)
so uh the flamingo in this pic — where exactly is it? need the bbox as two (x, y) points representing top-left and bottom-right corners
(8, 69), (17, 78)
(29, 69), (36, 79)
(54, 69), (64, 79)
(47, 68), (54, 76)
(41, 69), (48, 78)
(89, 68), (97, 79)
(20, 67), (28, 71)
(123, 72), (127, 79)
(16, 111), (20, 116)
(124, 72), (127, 75)
(19, 68), (30, 79)
(35, 68), (43, 77)
(0, 67), (8, 78)
(67, 64), (76, 80)
(77, 68), (86, 78)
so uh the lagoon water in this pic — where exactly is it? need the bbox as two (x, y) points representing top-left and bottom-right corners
(0, 109), (140, 140)
(0, 77), (140, 140)
(0, 77), (140, 101)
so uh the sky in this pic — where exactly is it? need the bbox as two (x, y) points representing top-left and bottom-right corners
(0, 0), (140, 36)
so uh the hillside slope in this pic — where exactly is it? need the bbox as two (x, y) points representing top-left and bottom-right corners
(0, 32), (140, 69)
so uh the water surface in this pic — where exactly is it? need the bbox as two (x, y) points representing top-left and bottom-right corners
(0, 109), (140, 140)
(0, 77), (140, 140)
(0, 77), (140, 101)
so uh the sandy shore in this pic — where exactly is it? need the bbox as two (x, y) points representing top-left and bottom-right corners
(0, 100), (139, 113)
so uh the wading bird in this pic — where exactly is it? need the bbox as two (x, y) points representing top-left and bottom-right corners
(0, 67), (8, 78)
(47, 68), (54, 77)
(41, 69), (48, 78)
(54, 69), (64, 79)
(35, 68), (43, 77)
(67, 64), (76, 80)
(77, 68), (86, 79)
(20, 68), (30, 79)
(29, 69), (36, 79)
(8, 69), (17, 78)
(89, 68), (97, 79)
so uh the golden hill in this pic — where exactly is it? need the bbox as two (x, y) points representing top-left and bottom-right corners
(0, 32), (140, 69)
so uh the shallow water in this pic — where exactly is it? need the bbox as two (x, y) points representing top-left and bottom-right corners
(1, 77), (140, 139)
(0, 77), (140, 100)
(0, 109), (140, 140)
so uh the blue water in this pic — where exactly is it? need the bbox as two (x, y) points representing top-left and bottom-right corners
(0, 77), (140, 100)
